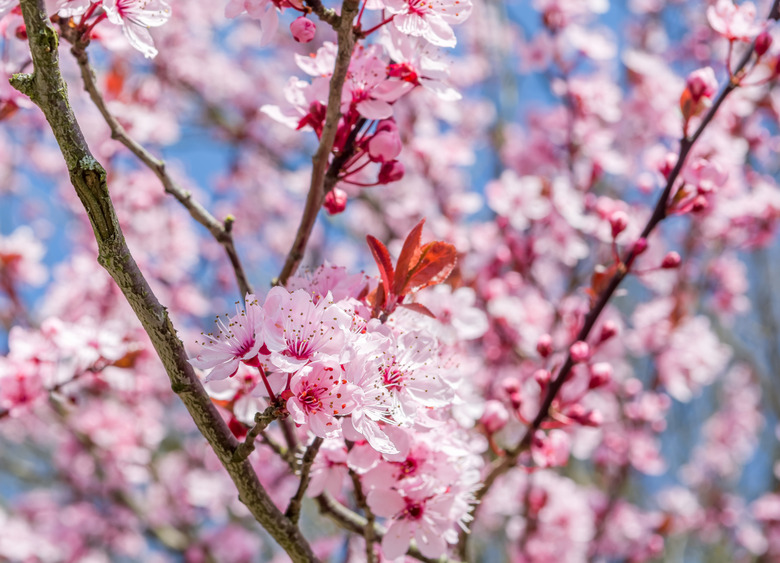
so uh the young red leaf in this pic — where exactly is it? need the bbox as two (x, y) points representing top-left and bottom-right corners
(398, 302), (437, 318)
(366, 235), (395, 303)
(393, 218), (425, 297)
(402, 241), (457, 295)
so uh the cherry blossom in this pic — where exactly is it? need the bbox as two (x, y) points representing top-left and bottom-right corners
(383, 0), (473, 48)
(103, 0), (172, 58)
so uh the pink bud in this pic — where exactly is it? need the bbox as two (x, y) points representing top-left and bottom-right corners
(633, 237), (648, 256)
(534, 369), (551, 388)
(685, 67), (717, 102)
(599, 320), (618, 342)
(569, 341), (590, 363)
(323, 188), (347, 215)
(692, 194), (708, 212)
(589, 362), (612, 389)
(661, 251), (681, 269)
(375, 119), (398, 134)
(536, 334), (553, 358)
(290, 17), (316, 43)
(367, 128), (402, 163)
(480, 400), (509, 433)
(609, 211), (629, 238)
(756, 30), (773, 56)
(659, 153), (677, 179)
(378, 160), (404, 184)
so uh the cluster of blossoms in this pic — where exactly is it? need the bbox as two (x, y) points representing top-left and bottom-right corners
(189, 263), (486, 558)
(260, 0), (472, 213)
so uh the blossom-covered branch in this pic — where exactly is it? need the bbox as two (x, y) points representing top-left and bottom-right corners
(9, 1), (316, 560)
(277, 0), (360, 285)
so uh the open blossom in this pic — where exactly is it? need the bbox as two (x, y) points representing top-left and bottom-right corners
(263, 287), (352, 373)
(189, 296), (264, 382)
(707, 0), (762, 42)
(103, 0), (172, 58)
(383, 0), (473, 48)
(368, 478), (462, 559)
(286, 362), (355, 438)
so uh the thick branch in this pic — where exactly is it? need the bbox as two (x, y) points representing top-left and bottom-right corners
(276, 0), (360, 286)
(68, 40), (252, 299)
(11, 2), (315, 560)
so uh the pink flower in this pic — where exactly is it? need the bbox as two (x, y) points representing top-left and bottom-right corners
(368, 482), (457, 559)
(286, 362), (355, 438)
(263, 287), (352, 373)
(102, 0), (172, 58)
(531, 429), (571, 467)
(707, 0), (762, 42)
(384, 0), (472, 48)
(189, 295), (265, 382)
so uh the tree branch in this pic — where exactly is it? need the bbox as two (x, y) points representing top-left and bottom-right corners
(349, 468), (377, 562)
(67, 38), (253, 300)
(11, 2), (315, 560)
(285, 436), (324, 523)
(276, 0), (360, 286)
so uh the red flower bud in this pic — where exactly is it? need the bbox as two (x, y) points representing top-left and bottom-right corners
(536, 334), (553, 358)
(755, 30), (773, 56)
(378, 160), (404, 184)
(661, 251), (681, 269)
(323, 188), (347, 215)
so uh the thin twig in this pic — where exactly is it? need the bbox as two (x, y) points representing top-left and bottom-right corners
(457, 1), (780, 555)
(285, 436), (324, 523)
(67, 38), (253, 300)
(276, 0), (360, 286)
(305, 0), (341, 28)
(349, 468), (377, 563)
(232, 406), (278, 462)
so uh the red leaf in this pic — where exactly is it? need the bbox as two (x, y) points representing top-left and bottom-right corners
(393, 218), (425, 297)
(398, 302), (437, 318)
(366, 235), (394, 303)
(402, 241), (457, 294)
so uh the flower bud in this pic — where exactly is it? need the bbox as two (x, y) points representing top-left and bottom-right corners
(378, 160), (404, 184)
(685, 67), (717, 103)
(534, 369), (551, 388)
(589, 362), (612, 389)
(323, 188), (347, 215)
(691, 194), (708, 213)
(661, 251), (681, 269)
(633, 237), (648, 256)
(290, 16), (316, 43)
(609, 211), (629, 238)
(599, 320), (618, 343)
(480, 400), (509, 433)
(755, 30), (773, 56)
(569, 341), (590, 363)
(536, 334), (553, 358)
(367, 128), (402, 163)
